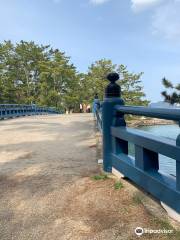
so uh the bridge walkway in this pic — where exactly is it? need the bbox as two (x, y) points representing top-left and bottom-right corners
(0, 114), (175, 240)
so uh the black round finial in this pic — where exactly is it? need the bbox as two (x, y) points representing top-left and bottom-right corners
(107, 72), (119, 83)
(105, 72), (121, 98)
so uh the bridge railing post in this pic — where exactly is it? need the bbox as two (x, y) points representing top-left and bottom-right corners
(135, 146), (159, 171)
(93, 94), (100, 116)
(176, 127), (180, 191)
(102, 73), (126, 172)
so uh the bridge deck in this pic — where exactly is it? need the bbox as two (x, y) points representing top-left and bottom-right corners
(0, 114), (175, 239)
(0, 114), (99, 239)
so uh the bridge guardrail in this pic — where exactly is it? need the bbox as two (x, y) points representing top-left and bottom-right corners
(0, 104), (59, 120)
(94, 102), (102, 132)
(94, 72), (180, 214)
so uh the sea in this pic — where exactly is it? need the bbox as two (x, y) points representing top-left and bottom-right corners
(128, 124), (180, 176)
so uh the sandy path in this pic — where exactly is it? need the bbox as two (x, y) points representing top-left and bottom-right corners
(0, 114), (179, 240)
(0, 114), (98, 240)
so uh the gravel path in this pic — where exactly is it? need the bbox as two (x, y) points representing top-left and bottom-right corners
(0, 114), (179, 240)
(0, 114), (98, 240)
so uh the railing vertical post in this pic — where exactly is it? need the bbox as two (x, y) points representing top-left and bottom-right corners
(102, 73), (125, 172)
(176, 131), (180, 191)
(93, 94), (100, 117)
(135, 146), (159, 171)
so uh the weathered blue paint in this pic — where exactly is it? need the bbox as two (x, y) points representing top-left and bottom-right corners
(94, 72), (180, 213)
(112, 153), (180, 212)
(115, 105), (180, 122)
(0, 104), (59, 120)
(102, 97), (125, 172)
(111, 127), (180, 161)
(102, 73), (125, 172)
(93, 96), (103, 132)
(176, 133), (180, 191)
(135, 145), (159, 171)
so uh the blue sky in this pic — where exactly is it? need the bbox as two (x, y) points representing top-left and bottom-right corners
(0, 0), (180, 102)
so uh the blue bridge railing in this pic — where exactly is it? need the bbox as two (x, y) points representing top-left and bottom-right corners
(94, 102), (102, 132)
(94, 72), (180, 214)
(0, 104), (59, 120)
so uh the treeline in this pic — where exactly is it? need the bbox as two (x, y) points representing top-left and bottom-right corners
(0, 40), (149, 112)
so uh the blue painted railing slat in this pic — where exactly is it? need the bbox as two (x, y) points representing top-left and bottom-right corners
(0, 104), (59, 120)
(115, 105), (180, 122)
(111, 127), (180, 162)
(112, 153), (180, 212)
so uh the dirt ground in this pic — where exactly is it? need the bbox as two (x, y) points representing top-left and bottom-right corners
(0, 113), (179, 240)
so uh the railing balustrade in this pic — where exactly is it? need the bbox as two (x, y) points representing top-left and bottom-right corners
(94, 72), (180, 213)
(0, 104), (59, 120)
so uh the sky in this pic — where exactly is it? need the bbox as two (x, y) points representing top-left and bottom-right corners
(0, 0), (180, 102)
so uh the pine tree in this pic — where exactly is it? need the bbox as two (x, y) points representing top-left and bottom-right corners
(0, 42), (149, 111)
(161, 77), (180, 104)
(80, 59), (149, 106)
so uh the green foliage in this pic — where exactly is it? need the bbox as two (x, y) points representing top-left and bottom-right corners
(162, 77), (173, 89)
(161, 77), (180, 104)
(114, 181), (123, 190)
(0, 40), (78, 111)
(0, 41), (148, 110)
(92, 174), (108, 180)
(132, 192), (144, 205)
(79, 59), (149, 106)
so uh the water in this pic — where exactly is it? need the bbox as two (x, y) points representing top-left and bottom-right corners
(128, 124), (180, 176)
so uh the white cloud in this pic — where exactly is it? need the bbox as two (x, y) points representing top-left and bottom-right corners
(90, 0), (110, 5)
(152, 1), (180, 40)
(131, 0), (180, 41)
(131, 0), (163, 12)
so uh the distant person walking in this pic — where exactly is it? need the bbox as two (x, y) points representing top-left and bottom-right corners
(83, 103), (86, 113)
(80, 103), (83, 113)
(86, 104), (91, 113)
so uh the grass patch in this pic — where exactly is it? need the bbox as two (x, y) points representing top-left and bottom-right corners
(122, 207), (129, 214)
(114, 181), (123, 190)
(92, 174), (108, 180)
(152, 218), (172, 230)
(132, 192), (144, 205)
(150, 216), (180, 238)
